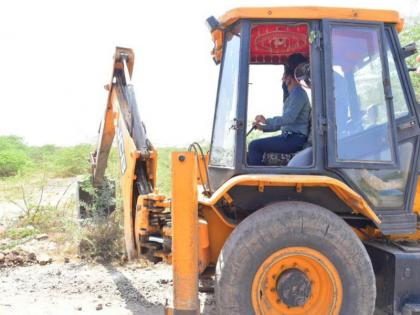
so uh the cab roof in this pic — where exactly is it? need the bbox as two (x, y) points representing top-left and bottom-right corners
(219, 7), (403, 31)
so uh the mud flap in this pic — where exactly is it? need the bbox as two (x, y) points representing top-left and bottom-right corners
(76, 179), (116, 219)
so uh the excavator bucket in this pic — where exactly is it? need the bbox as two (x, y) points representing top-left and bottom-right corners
(76, 178), (116, 219)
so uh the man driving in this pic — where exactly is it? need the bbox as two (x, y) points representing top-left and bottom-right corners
(247, 65), (311, 165)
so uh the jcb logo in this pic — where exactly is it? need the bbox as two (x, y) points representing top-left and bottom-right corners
(116, 122), (127, 174)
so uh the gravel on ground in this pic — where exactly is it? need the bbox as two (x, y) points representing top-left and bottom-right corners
(0, 261), (215, 315)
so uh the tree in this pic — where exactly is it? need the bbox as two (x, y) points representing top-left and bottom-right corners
(0, 136), (28, 177)
(399, 18), (420, 100)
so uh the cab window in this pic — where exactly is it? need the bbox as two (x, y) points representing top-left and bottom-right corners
(330, 26), (396, 164)
(385, 32), (410, 118)
(209, 25), (241, 167)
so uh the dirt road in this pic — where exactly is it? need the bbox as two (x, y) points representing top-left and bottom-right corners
(0, 262), (216, 315)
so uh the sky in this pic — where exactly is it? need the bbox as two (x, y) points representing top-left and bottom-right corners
(0, 0), (419, 147)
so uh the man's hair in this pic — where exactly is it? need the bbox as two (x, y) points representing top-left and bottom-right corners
(284, 66), (295, 77)
(284, 53), (308, 79)
(287, 53), (308, 70)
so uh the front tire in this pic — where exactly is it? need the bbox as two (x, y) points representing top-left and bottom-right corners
(215, 201), (376, 315)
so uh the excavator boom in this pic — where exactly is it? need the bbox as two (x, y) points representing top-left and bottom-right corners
(81, 47), (159, 259)
(84, 48), (201, 314)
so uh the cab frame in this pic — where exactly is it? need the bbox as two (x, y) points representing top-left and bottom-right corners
(208, 17), (420, 234)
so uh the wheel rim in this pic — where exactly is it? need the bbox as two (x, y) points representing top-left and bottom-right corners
(251, 246), (343, 315)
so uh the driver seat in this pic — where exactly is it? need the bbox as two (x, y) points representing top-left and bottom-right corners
(287, 147), (313, 167)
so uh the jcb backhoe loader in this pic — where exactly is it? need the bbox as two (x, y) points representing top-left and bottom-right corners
(81, 7), (420, 315)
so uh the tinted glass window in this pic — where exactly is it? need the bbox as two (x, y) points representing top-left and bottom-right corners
(344, 141), (413, 208)
(385, 34), (410, 118)
(331, 26), (393, 162)
(210, 28), (241, 167)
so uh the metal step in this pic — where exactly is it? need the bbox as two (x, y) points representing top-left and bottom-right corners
(377, 213), (417, 235)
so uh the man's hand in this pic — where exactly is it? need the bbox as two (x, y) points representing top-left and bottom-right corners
(255, 115), (266, 124)
(254, 115), (266, 130)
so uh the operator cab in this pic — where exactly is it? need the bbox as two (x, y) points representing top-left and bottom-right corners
(207, 14), (321, 189)
(208, 19), (315, 177)
(207, 7), (419, 233)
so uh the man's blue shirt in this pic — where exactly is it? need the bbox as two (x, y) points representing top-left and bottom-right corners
(262, 85), (311, 136)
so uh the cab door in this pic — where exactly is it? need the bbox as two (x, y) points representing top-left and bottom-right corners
(322, 20), (418, 234)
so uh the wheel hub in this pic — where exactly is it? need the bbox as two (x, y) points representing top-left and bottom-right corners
(277, 268), (311, 307)
(251, 247), (343, 315)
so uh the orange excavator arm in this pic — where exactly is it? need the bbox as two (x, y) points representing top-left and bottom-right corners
(86, 47), (204, 314)
(90, 47), (158, 259)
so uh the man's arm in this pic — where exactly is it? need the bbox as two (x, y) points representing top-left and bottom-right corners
(262, 90), (307, 132)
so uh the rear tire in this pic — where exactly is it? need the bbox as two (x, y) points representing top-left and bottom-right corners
(215, 201), (376, 315)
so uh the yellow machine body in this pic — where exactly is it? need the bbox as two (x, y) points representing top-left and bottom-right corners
(88, 6), (420, 315)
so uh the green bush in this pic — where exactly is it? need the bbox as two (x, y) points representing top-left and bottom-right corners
(0, 135), (27, 151)
(157, 147), (173, 197)
(78, 213), (124, 262)
(0, 150), (27, 177)
(0, 136), (95, 178)
(27, 144), (59, 168)
(78, 177), (116, 217)
(49, 144), (93, 177)
(0, 136), (28, 177)
(400, 18), (420, 100)
(5, 225), (39, 240)
(77, 178), (123, 262)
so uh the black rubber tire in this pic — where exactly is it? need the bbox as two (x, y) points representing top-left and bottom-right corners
(215, 201), (376, 315)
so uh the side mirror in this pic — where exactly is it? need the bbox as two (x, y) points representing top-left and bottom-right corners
(206, 16), (220, 32)
(402, 42), (417, 59)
